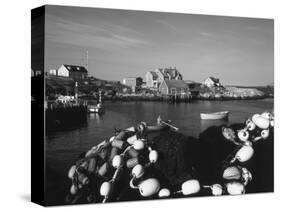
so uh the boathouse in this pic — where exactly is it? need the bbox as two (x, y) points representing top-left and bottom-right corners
(203, 77), (221, 87)
(57, 64), (88, 81)
(159, 80), (189, 95)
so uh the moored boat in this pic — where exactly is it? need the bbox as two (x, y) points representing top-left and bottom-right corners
(200, 111), (229, 120)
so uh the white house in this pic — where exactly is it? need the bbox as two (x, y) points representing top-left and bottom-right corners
(122, 77), (137, 87)
(57, 64), (88, 80)
(203, 77), (221, 87)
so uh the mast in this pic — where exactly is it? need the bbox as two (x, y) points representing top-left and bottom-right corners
(86, 50), (89, 71)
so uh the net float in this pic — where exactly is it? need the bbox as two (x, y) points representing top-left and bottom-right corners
(132, 164), (144, 178)
(226, 182), (245, 195)
(115, 131), (127, 140)
(241, 167), (252, 186)
(222, 166), (241, 180)
(112, 139), (125, 149)
(88, 158), (97, 173)
(231, 145), (254, 163)
(149, 150), (158, 163)
(68, 165), (76, 179)
(237, 130), (250, 143)
(158, 188), (171, 198)
(261, 112), (273, 120)
(127, 148), (139, 158)
(70, 184), (78, 195)
(109, 136), (116, 142)
(203, 184), (223, 196)
(181, 179), (200, 195)
(126, 126), (136, 132)
(254, 129), (270, 142)
(100, 181), (112, 197)
(245, 119), (256, 131)
(138, 178), (160, 197)
(126, 157), (139, 168)
(270, 119), (274, 127)
(78, 173), (89, 185)
(98, 162), (109, 176)
(133, 140), (145, 150)
(112, 155), (123, 168)
(252, 115), (270, 129)
(109, 147), (119, 161)
(80, 161), (88, 169)
(127, 135), (138, 145)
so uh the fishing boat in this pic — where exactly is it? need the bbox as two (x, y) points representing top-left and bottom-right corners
(88, 91), (105, 114)
(200, 111), (229, 120)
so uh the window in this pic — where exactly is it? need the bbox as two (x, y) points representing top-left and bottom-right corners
(171, 88), (177, 95)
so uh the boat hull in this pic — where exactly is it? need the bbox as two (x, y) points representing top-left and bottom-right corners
(200, 111), (229, 120)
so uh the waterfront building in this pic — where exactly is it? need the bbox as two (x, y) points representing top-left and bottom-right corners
(122, 77), (137, 87)
(49, 69), (57, 76)
(57, 64), (88, 80)
(203, 77), (221, 87)
(159, 79), (189, 95)
(145, 67), (183, 89)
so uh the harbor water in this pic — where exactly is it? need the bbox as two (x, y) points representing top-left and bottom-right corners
(46, 99), (273, 205)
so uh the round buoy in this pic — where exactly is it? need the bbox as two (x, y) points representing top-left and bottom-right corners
(226, 182), (245, 195)
(223, 166), (241, 180)
(112, 155), (122, 168)
(70, 184), (78, 195)
(261, 129), (270, 140)
(210, 184), (223, 196)
(127, 135), (138, 145)
(149, 150), (158, 163)
(234, 145), (254, 163)
(158, 188), (171, 198)
(237, 130), (249, 143)
(181, 179), (200, 195)
(126, 157), (139, 168)
(133, 140), (145, 150)
(100, 182), (112, 197)
(252, 115), (270, 129)
(138, 178), (160, 197)
(132, 164), (144, 178)
(68, 165), (76, 179)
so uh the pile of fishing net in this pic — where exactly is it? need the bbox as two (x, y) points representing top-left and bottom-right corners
(65, 112), (274, 204)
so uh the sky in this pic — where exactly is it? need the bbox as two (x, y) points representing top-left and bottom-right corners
(44, 5), (274, 86)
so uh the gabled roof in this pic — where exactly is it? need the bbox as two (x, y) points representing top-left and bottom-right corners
(206, 77), (219, 83)
(149, 71), (159, 80)
(63, 64), (88, 73)
(163, 80), (189, 89)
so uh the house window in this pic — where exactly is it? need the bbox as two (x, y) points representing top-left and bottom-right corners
(171, 88), (177, 95)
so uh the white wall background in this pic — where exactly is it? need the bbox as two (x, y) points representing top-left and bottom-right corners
(0, 0), (280, 211)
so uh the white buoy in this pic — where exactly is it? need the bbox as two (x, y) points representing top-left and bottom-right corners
(100, 182), (112, 197)
(222, 166), (241, 180)
(132, 164), (144, 179)
(226, 182), (245, 195)
(231, 145), (254, 163)
(158, 188), (171, 198)
(133, 140), (145, 150)
(261, 129), (270, 139)
(149, 150), (158, 163)
(112, 155), (122, 168)
(181, 179), (200, 195)
(109, 136), (116, 142)
(252, 115), (270, 129)
(237, 130), (249, 143)
(204, 184), (223, 196)
(127, 135), (138, 145)
(70, 184), (78, 195)
(68, 165), (76, 179)
(138, 178), (160, 197)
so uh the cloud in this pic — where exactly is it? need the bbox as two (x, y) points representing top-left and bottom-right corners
(45, 14), (149, 50)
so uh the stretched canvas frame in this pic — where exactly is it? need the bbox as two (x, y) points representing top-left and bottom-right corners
(31, 5), (274, 206)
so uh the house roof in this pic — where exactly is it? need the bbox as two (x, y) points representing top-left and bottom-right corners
(207, 77), (219, 83)
(163, 80), (189, 89)
(63, 64), (88, 73)
(150, 71), (159, 80)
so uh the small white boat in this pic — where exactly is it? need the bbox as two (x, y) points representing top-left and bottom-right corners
(88, 103), (104, 114)
(200, 111), (229, 120)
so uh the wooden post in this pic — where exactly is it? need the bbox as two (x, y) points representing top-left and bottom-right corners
(75, 81), (78, 105)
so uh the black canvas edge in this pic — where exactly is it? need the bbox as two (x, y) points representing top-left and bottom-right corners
(31, 5), (46, 206)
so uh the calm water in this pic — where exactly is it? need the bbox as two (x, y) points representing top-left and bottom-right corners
(45, 99), (273, 204)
